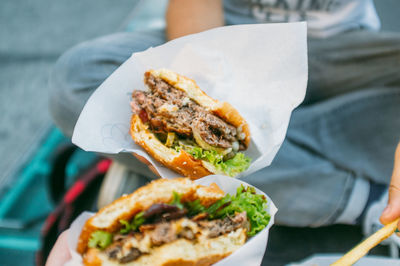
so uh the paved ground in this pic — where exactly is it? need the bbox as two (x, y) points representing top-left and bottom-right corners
(0, 0), (137, 194)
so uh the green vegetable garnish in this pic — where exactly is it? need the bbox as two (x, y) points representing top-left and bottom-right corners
(218, 153), (252, 177)
(118, 212), (146, 234)
(131, 211), (145, 231)
(185, 199), (206, 216)
(207, 185), (270, 236)
(170, 191), (184, 209)
(180, 145), (251, 177)
(119, 219), (131, 234)
(88, 230), (113, 249)
(172, 185), (270, 236)
(110, 185), (269, 244)
(186, 146), (206, 160)
(206, 194), (232, 219)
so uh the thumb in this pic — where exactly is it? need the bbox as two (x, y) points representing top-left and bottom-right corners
(380, 143), (400, 225)
(45, 230), (71, 266)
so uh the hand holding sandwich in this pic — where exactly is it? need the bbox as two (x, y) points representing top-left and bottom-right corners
(46, 230), (71, 266)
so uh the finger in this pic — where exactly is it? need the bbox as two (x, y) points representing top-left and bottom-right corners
(381, 184), (400, 224)
(380, 143), (400, 225)
(133, 153), (151, 165)
(45, 230), (71, 266)
(398, 220), (400, 237)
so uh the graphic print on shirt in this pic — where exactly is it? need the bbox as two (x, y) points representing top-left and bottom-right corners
(244, 0), (347, 22)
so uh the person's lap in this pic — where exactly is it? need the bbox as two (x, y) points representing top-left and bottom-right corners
(49, 28), (400, 226)
(247, 30), (400, 225)
(306, 30), (400, 104)
(244, 87), (400, 226)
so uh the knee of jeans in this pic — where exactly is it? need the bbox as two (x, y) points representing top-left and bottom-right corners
(49, 31), (165, 137)
(49, 41), (98, 138)
(50, 39), (98, 95)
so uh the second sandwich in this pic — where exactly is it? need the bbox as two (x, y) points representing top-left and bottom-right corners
(78, 178), (271, 265)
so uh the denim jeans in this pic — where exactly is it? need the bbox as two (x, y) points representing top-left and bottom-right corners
(49, 29), (400, 227)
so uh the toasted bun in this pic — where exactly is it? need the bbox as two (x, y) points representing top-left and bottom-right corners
(77, 178), (224, 254)
(130, 69), (250, 178)
(83, 228), (246, 266)
(130, 115), (212, 179)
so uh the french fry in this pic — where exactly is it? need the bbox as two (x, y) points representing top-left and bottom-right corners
(331, 218), (400, 266)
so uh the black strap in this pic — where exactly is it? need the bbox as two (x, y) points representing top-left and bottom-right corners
(47, 144), (77, 205)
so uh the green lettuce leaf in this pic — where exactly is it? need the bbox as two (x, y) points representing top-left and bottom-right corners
(118, 212), (146, 235)
(216, 153), (251, 177)
(185, 199), (206, 216)
(119, 219), (131, 234)
(131, 211), (145, 231)
(170, 191), (184, 209)
(91, 185), (269, 251)
(180, 145), (251, 177)
(186, 146), (204, 159)
(88, 230), (113, 249)
(207, 185), (270, 236)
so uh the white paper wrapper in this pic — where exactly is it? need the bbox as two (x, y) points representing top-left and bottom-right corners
(72, 22), (307, 179)
(65, 175), (277, 266)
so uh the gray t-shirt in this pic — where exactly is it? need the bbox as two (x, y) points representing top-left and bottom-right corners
(224, 0), (381, 38)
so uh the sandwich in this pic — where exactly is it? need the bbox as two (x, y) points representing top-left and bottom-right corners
(78, 178), (271, 265)
(130, 69), (251, 179)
